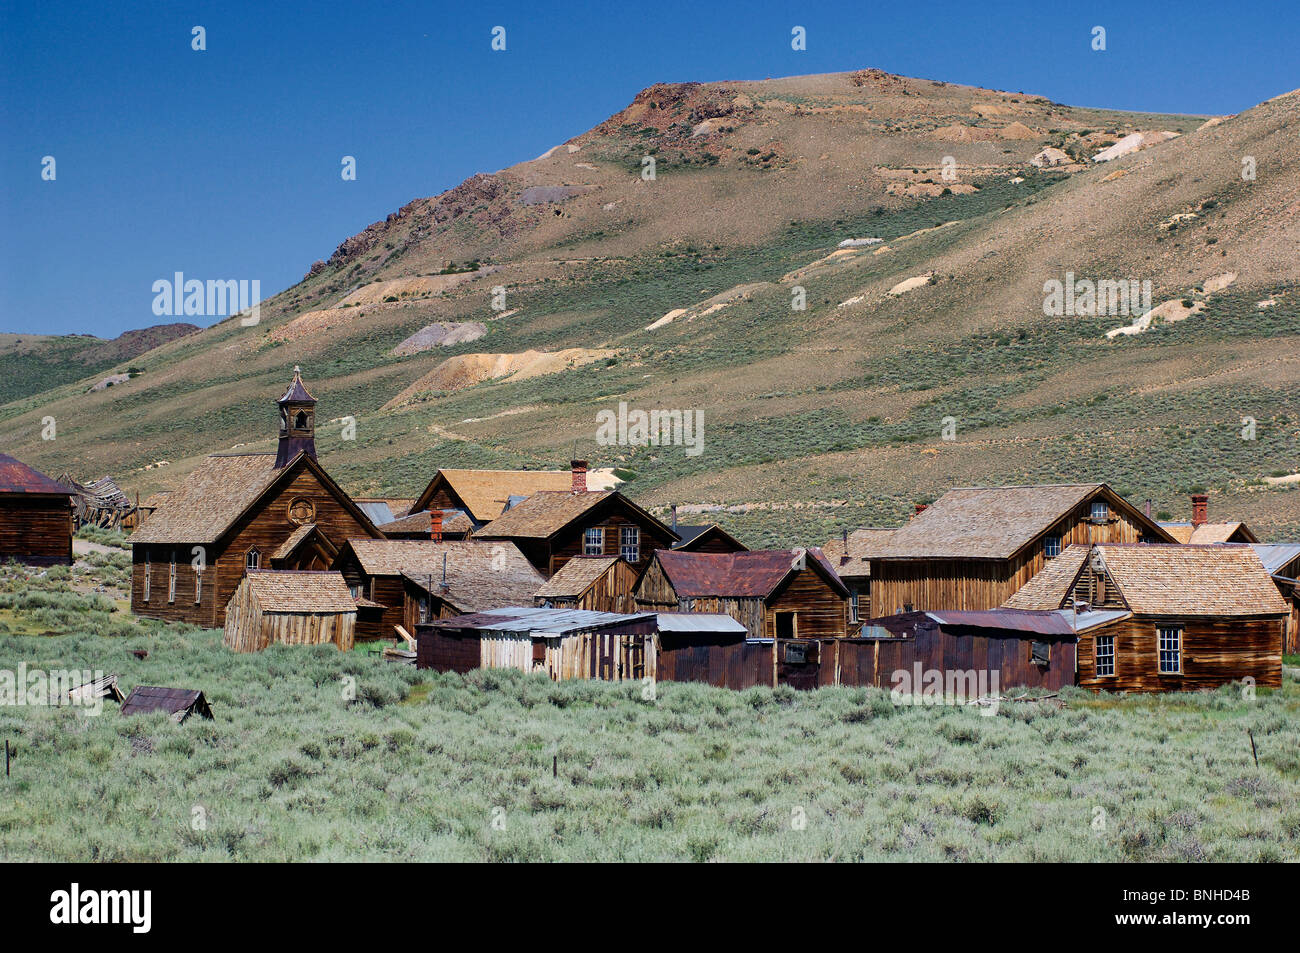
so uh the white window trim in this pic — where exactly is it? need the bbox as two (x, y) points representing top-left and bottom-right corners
(1158, 626), (1183, 675)
(1044, 534), (1062, 558)
(620, 525), (640, 562)
(194, 567), (202, 605)
(583, 526), (604, 556)
(1095, 634), (1115, 677)
(168, 551), (177, 603)
(246, 548), (260, 571)
(143, 553), (151, 602)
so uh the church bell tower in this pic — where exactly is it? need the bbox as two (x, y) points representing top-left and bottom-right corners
(275, 365), (318, 468)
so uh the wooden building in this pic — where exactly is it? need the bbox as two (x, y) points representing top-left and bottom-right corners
(333, 538), (543, 641)
(474, 463), (678, 578)
(534, 555), (639, 613)
(822, 527), (897, 626)
(129, 368), (382, 627)
(634, 547), (849, 640)
(868, 484), (1175, 615)
(418, 608), (659, 681)
(1159, 493), (1258, 544)
(0, 453), (74, 566)
(1005, 543), (1288, 691)
(375, 507), (473, 540)
(222, 570), (357, 653)
(1252, 544), (1300, 654)
(670, 523), (748, 553)
(409, 465), (616, 530)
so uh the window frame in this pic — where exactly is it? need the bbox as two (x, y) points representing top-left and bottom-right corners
(1157, 626), (1183, 675)
(142, 551), (151, 602)
(1089, 500), (1110, 523)
(1095, 634), (1115, 677)
(246, 548), (260, 571)
(1029, 641), (1050, 666)
(619, 525), (640, 563)
(194, 565), (202, 605)
(1044, 534), (1062, 558)
(168, 551), (177, 603)
(583, 526), (604, 556)
(849, 589), (860, 623)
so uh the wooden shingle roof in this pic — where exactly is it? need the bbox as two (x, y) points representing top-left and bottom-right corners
(416, 469), (578, 522)
(245, 570), (357, 613)
(822, 527), (897, 577)
(1005, 544), (1288, 616)
(872, 484), (1170, 560)
(128, 453), (282, 544)
(396, 544), (546, 613)
(655, 548), (848, 599)
(535, 555), (621, 598)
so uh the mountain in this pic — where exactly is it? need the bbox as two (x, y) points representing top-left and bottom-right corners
(3, 69), (1298, 546)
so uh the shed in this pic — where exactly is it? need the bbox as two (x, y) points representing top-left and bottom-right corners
(534, 555), (640, 613)
(0, 453), (74, 566)
(418, 607), (659, 681)
(120, 686), (213, 723)
(222, 569), (357, 653)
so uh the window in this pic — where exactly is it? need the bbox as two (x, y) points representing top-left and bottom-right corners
(168, 552), (177, 602)
(1139, 534), (1157, 545)
(418, 595), (430, 624)
(1158, 626), (1182, 674)
(194, 567), (202, 604)
(620, 526), (640, 562)
(583, 526), (604, 556)
(1090, 500), (1109, 522)
(1029, 641), (1050, 666)
(142, 553), (151, 601)
(849, 590), (860, 623)
(1095, 634), (1115, 677)
(1044, 534), (1062, 558)
(246, 548), (260, 571)
(295, 411), (308, 429)
(775, 612), (797, 639)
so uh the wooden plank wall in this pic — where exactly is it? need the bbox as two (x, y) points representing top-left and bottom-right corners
(0, 495), (73, 565)
(1077, 616), (1282, 691)
(222, 580), (355, 653)
(655, 635), (772, 690)
(765, 570), (848, 639)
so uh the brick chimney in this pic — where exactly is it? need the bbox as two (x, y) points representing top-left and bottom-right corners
(1191, 493), (1208, 528)
(429, 509), (443, 542)
(914, 503), (928, 516)
(570, 460), (588, 494)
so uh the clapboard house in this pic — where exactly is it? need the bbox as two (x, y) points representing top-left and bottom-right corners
(129, 368), (382, 627)
(1005, 543), (1287, 691)
(0, 453), (74, 566)
(333, 538), (543, 641)
(534, 555), (640, 613)
(868, 484), (1175, 615)
(473, 463), (678, 578)
(634, 547), (849, 640)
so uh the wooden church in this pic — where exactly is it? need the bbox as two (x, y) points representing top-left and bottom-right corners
(129, 367), (382, 628)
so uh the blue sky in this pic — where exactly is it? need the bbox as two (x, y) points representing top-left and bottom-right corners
(2, 0), (1295, 337)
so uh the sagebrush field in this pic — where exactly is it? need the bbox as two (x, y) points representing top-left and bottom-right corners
(1, 539), (1298, 862)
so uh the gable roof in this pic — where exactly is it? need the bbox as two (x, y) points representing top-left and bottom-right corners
(653, 548), (848, 599)
(671, 524), (748, 552)
(0, 454), (73, 495)
(245, 570), (357, 613)
(1252, 543), (1300, 577)
(121, 686), (211, 719)
(535, 555), (623, 598)
(128, 452), (378, 545)
(378, 508), (474, 537)
(872, 484), (1172, 560)
(1005, 543), (1288, 616)
(413, 469), (579, 523)
(475, 490), (676, 543)
(822, 527), (897, 576)
(340, 539), (544, 611)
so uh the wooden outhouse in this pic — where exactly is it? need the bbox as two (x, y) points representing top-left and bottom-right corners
(222, 570), (357, 653)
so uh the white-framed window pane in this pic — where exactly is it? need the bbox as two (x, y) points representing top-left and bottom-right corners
(246, 549), (260, 571)
(1095, 634), (1114, 677)
(1158, 627), (1181, 674)
(583, 527), (604, 555)
(1091, 501), (1108, 521)
(168, 552), (177, 602)
(194, 569), (202, 604)
(1044, 535), (1061, 558)
(850, 591), (860, 622)
(620, 525), (639, 562)
(143, 553), (151, 601)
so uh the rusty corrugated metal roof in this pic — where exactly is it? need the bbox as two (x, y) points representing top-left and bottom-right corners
(0, 454), (73, 495)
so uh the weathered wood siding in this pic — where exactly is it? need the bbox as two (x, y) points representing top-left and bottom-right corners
(544, 501), (676, 577)
(871, 500), (1158, 615)
(655, 634), (771, 689)
(1077, 615), (1282, 692)
(765, 568), (848, 639)
(0, 495), (73, 566)
(222, 578), (355, 653)
(132, 461), (376, 627)
(535, 560), (640, 613)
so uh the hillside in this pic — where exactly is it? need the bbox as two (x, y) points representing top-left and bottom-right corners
(2, 69), (1298, 546)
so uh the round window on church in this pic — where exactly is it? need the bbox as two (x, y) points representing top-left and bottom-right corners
(287, 498), (317, 525)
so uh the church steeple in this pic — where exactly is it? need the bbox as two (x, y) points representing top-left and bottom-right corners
(274, 365), (317, 468)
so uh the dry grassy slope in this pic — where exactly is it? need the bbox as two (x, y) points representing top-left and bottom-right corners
(3, 70), (1298, 545)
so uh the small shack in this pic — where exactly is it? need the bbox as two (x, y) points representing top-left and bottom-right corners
(223, 570), (357, 653)
(0, 453), (74, 566)
(418, 607), (659, 681)
(651, 612), (762, 689)
(121, 686), (213, 723)
(534, 555), (640, 613)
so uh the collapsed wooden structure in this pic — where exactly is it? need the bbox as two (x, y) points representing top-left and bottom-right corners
(57, 472), (137, 530)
